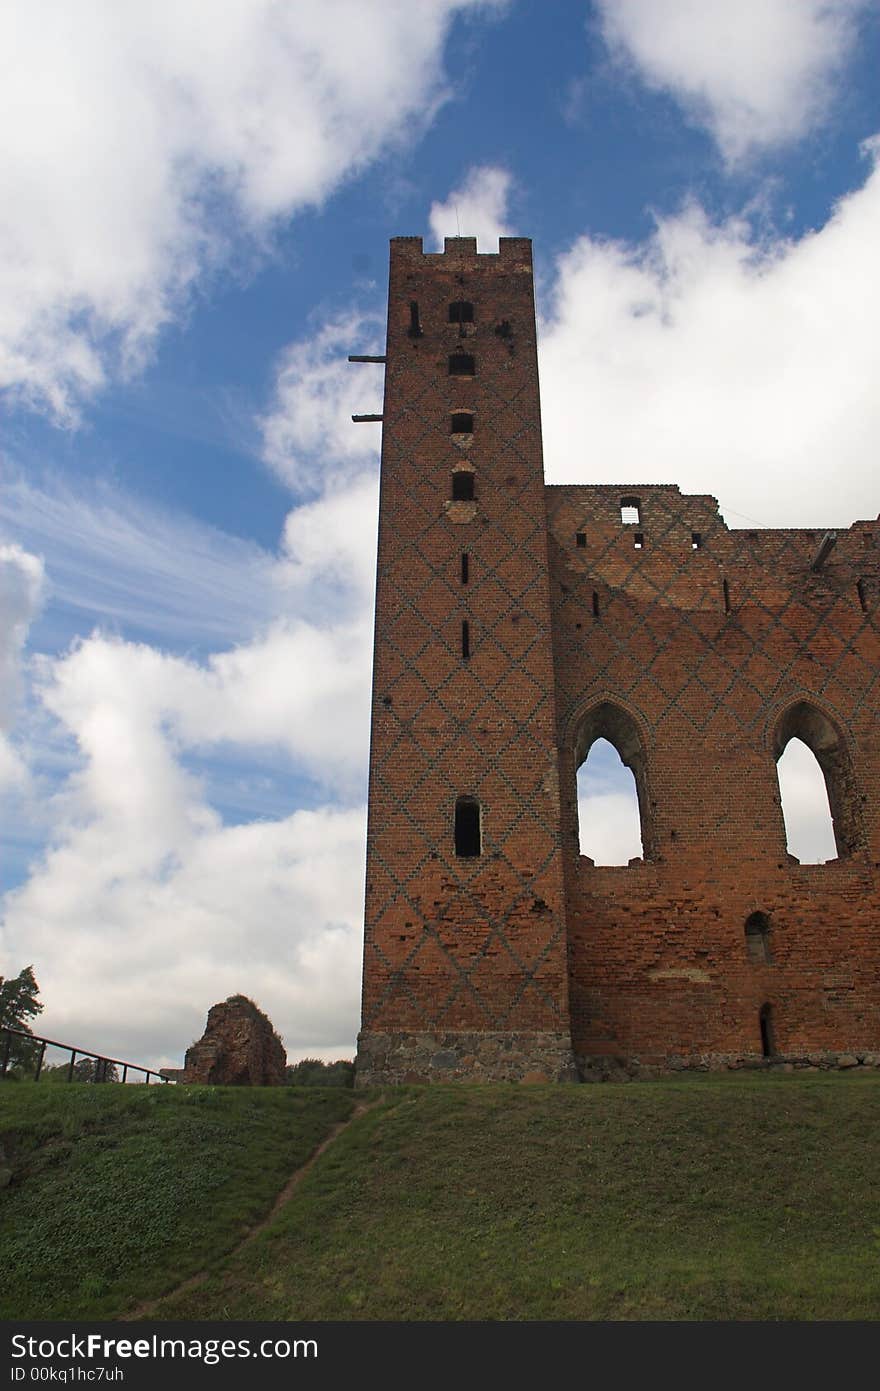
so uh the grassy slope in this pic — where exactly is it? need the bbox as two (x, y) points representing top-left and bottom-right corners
(0, 1083), (353, 1320)
(3, 1075), (880, 1321)
(158, 1075), (880, 1322)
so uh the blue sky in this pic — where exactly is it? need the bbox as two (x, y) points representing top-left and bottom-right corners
(1, 0), (878, 1069)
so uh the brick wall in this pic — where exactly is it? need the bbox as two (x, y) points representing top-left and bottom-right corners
(356, 237), (880, 1084)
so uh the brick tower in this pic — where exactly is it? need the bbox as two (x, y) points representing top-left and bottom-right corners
(355, 234), (880, 1085)
(355, 237), (576, 1084)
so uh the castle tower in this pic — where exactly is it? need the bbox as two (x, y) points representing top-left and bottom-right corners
(355, 237), (577, 1084)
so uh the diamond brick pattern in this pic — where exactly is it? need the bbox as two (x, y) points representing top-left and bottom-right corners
(357, 237), (880, 1084)
(360, 238), (571, 1054)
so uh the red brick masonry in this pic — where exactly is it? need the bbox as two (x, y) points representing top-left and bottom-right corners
(355, 237), (880, 1084)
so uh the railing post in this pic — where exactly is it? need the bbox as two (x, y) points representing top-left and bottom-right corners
(1, 1030), (11, 1078)
(67, 1050), (76, 1082)
(34, 1041), (46, 1082)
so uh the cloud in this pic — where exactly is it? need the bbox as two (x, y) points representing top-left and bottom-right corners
(1, 590), (372, 1064)
(0, 543), (44, 791)
(776, 738), (837, 863)
(428, 165), (514, 250)
(0, 474), (281, 649)
(596, 0), (870, 163)
(0, 0), (485, 422)
(260, 313), (384, 496)
(539, 141), (880, 527)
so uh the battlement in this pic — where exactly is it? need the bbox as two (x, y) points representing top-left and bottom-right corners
(390, 235), (533, 268)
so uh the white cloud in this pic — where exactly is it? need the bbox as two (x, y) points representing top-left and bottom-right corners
(0, 0), (484, 422)
(260, 313), (384, 495)
(429, 165), (514, 250)
(0, 543), (44, 723)
(0, 474), (281, 647)
(0, 543), (44, 791)
(539, 141), (880, 527)
(596, 0), (870, 163)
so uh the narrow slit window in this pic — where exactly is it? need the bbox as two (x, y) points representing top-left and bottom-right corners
(592, 590), (600, 618)
(449, 301), (474, 324)
(633, 533), (644, 550)
(759, 1003), (775, 1058)
(857, 578), (867, 612)
(575, 532), (587, 548)
(408, 301), (422, 337)
(722, 578), (731, 613)
(451, 412), (474, 434)
(449, 352), (475, 377)
(460, 553), (469, 585)
(452, 471), (475, 501)
(691, 532), (702, 549)
(620, 497), (641, 525)
(454, 796), (481, 857)
(461, 619), (470, 660)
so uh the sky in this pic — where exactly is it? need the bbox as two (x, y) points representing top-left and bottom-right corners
(1, 0), (878, 1071)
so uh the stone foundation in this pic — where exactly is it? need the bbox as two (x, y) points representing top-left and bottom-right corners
(355, 1031), (579, 1086)
(576, 1050), (880, 1082)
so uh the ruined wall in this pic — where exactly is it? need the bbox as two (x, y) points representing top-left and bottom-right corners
(548, 484), (880, 1075)
(356, 235), (880, 1085)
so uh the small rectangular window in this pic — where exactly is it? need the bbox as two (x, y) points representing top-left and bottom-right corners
(691, 532), (702, 549)
(452, 471), (474, 501)
(451, 412), (473, 433)
(857, 578), (867, 612)
(449, 301), (474, 324)
(620, 497), (641, 525)
(575, 532), (586, 548)
(454, 797), (481, 856)
(633, 533), (644, 549)
(461, 620), (470, 660)
(723, 578), (731, 613)
(408, 301), (422, 337)
(592, 590), (600, 617)
(449, 352), (475, 376)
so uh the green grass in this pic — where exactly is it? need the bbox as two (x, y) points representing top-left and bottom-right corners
(0, 1083), (353, 1319)
(4, 1075), (880, 1321)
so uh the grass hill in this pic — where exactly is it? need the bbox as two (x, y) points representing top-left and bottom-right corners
(2, 1074), (879, 1321)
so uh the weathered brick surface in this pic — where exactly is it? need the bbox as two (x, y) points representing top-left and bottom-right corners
(356, 237), (880, 1083)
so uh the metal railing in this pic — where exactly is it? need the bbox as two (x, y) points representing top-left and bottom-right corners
(0, 1026), (173, 1084)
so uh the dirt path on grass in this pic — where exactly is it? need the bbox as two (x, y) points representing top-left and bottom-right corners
(122, 1098), (379, 1321)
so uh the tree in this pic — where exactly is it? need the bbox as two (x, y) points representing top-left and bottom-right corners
(285, 1057), (355, 1088)
(0, 965), (43, 1076)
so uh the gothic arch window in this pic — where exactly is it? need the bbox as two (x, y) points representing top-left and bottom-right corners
(745, 911), (772, 964)
(773, 702), (861, 862)
(572, 702), (651, 864)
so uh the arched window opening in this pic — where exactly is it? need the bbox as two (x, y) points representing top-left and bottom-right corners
(449, 352), (475, 377)
(745, 911), (772, 965)
(774, 703), (859, 862)
(759, 1003), (775, 1058)
(451, 412), (473, 434)
(572, 703), (650, 865)
(454, 797), (481, 857)
(449, 301), (473, 324)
